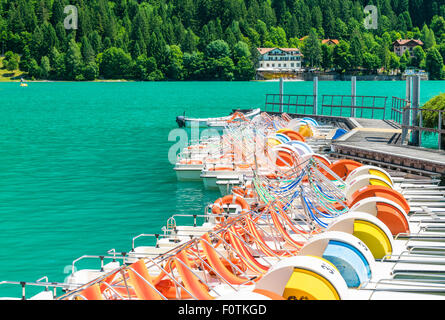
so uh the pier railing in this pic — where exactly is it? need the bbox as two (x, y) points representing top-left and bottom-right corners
(403, 107), (445, 150)
(390, 96), (409, 124)
(321, 95), (387, 119)
(264, 94), (316, 114)
(262, 75), (443, 150)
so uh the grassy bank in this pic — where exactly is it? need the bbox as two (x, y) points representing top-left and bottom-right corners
(0, 57), (27, 82)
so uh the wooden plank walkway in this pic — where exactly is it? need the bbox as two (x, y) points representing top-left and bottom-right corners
(331, 117), (445, 177)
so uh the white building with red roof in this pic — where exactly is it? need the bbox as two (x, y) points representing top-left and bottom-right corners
(256, 48), (303, 72)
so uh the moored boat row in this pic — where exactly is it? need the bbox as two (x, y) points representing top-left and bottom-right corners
(2, 111), (445, 300)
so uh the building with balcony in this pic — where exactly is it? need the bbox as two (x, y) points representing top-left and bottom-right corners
(393, 39), (424, 57)
(256, 48), (303, 72)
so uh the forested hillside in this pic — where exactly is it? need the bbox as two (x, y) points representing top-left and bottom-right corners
(0, 0), (444, 80)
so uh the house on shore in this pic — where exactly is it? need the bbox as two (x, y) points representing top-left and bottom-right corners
(256, 48), (303, 79)
(393, 39), (424, 57)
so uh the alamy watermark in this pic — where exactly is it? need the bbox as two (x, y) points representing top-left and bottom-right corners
(64, 5), (78, 30)
(364, 5), (378, 30)
(168, 122), (304, 172)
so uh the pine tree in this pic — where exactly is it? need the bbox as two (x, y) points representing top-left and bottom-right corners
(65, 38), (83, 80)
(425, 47), (444, 80)
(349, 27), (364, 69)
(0, 0), (441, 81)
(302, 28), (322, 67)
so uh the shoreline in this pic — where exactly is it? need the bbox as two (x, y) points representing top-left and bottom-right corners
(0, 78), (441, 83)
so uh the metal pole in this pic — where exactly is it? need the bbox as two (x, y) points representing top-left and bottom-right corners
(313, 76), (318, 115)
(411, 75), (420, 146)
(351, 76), (356, 117)
(401, 76), (411, 145)
(439, 112), (442, 150)
(279, 77), (284, 113)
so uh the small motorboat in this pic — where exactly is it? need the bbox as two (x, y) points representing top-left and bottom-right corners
(176, 108), (261, 128)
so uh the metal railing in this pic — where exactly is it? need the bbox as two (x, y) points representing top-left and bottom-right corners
(403, 107), (445, 150)
(390, 96), (409, 124)
(264, 94), (316, 114)
(0, 277), (69, 300)
(321, 95), (388, 119)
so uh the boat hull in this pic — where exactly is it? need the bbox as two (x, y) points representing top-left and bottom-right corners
(177, 108), (261, 128)
(174, 164), (203, 181)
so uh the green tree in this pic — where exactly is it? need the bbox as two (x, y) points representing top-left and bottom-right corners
(302, 28), (322, 68)
(0, 0), (441, 81)
(321, 44), (333, 70)
(411, 46), (426, 68)
(51, 48), (66, 79)
(19, 46), (32, 71)
(363, 52), (381, 74)
(166, 45), (184, 80)
(269, 26), (288, 47)
(40, 56), (51, 78)
(421, 25), (436, 49)
(3, 51), (19, 71)
(399, 52), (409, 72)
(182, 29), (198, 53)
(431, 15), (445, 37)
(333, 40), (351, 72)
(205, 40), (231, 60)
(421, 93), (445, 148)
(183, 51), (205, 80)
(389, 52), (400, 72)
(28, 58), (41, 79)
(81, 36), (96, 64)
(133, 54), (158, 80)
(425, 47), (444, 80)
(349, 27), (364, 69)
(205, 56), (234, 80)
(234, 56), (254, 80)
(233, 41), (251, 62)
(82, 62), (99, 81)
(65, 39), (83, 80)
(99, 47), (133, 79)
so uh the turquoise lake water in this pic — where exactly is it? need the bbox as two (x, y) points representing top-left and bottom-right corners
(0, 80), (443, 298)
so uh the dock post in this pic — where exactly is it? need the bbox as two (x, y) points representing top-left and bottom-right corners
(439, 112), (442, 150)
(313, 77), (318, 115)
(279, 77), (284, 113)
(411, 75), (421, 146)
(401, 76), (411, 145)
(351, 76), (356, 118)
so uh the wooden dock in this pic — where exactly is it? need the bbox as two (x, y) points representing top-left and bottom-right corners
(264, 110), (445, 179)
(331, 117), (445, 178)
(247, 75), (445, 179)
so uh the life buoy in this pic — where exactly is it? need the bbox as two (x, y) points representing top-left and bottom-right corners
(233, 184), (255, 198)
(212, 195), (250, 222)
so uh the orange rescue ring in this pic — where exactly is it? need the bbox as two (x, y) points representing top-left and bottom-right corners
(212, 195), (250, 222)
